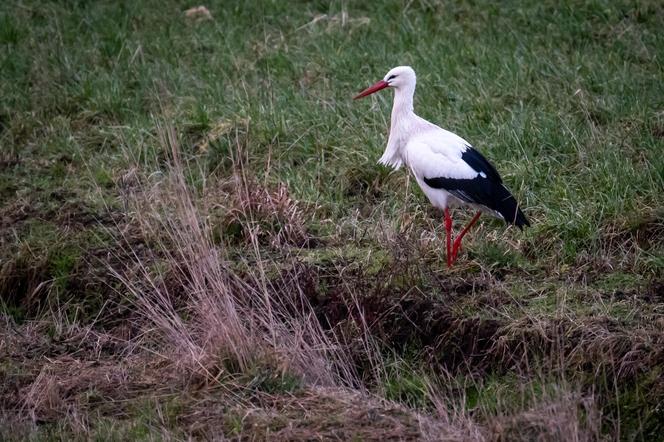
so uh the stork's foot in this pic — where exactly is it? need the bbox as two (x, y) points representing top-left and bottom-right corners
(451, 240), (462, 265)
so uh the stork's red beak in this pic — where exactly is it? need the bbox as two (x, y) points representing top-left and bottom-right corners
(354, 80), (389, 99)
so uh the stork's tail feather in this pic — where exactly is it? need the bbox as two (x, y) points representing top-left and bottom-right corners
(494, 185), (530, 230)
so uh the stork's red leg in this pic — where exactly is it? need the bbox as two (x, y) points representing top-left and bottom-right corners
(450, 211), (481, 265)
(444, 208), (452, 268)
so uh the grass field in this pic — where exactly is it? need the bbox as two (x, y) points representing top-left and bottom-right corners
(1, 0), (663, 440)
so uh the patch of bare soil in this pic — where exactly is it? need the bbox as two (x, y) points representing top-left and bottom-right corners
(0, 255), (49, 312)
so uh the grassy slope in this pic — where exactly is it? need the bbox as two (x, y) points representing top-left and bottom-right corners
(1, 0), (663, 440)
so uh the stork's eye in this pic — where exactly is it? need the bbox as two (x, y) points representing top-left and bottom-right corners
(387, 74), (397, 81)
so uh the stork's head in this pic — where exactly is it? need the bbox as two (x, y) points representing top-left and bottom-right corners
(354, 66), (416, 99)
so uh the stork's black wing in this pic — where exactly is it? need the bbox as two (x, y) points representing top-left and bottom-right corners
(424, 147), (530, 228)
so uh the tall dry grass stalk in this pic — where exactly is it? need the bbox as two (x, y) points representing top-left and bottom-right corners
(113, 121), (361, 388)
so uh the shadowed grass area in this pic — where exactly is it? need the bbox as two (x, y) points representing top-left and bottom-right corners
(1, 0), (663, 440)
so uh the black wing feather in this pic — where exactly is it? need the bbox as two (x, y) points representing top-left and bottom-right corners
(461, 147), (502, 183)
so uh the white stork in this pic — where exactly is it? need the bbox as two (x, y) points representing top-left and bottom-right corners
(354, 66), (529, 267)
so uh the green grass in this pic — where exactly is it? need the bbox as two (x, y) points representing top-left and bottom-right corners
(1, 0), (663, 440)
(2, 0), (662, 269)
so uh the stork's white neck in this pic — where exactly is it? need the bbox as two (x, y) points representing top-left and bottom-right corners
(378, 84), (417, 170)
(391, 84), (416, 122)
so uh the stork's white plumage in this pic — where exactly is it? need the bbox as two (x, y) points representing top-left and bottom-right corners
(354, 66), (529, 267)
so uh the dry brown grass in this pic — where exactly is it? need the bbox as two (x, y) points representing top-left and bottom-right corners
(487, 391), (601, 442)
(490, 315), (664, 384)
(183, 386), (482, 441)
(0, 300), (480, 441)
(224, 179), (313, 248)
(0, 253), (49, 314)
